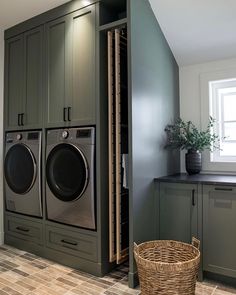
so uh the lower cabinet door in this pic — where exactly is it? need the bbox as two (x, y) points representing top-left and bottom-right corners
(45, 226), (98, 262)
(5, 215), (43, 245)
(159, 182), (198, 243)
(203, 185), (236, 278)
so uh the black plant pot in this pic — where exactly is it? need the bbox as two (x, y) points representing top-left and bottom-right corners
(185, 149), (202, 175)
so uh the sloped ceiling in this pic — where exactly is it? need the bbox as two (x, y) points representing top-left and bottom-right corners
(149, 0), (236, 66)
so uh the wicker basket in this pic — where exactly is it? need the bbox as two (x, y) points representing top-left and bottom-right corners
(134, 238), (200, 295)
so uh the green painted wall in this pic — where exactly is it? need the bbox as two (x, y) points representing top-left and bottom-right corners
(127, 0), (180, 287)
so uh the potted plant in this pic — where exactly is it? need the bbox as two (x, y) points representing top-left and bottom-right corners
(165, 117), (220, 175)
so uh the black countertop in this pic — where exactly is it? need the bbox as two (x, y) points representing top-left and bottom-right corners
(154, 173), (236, 186)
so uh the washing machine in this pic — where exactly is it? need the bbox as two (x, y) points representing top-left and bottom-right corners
(46, 127), (96, 230)
(4, 131), (42, 217)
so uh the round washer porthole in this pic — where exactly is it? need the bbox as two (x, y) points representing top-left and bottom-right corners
(46, 143), (89, 202)
(4, 144), (37, 195)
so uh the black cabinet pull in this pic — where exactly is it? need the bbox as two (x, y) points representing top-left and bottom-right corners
(63, 108), (67, 122)
(68, 107), (71, 121)
(21, 113), (24, 126)
(17, 114), (20, 126)
(215, 187), (233, 191)
(16, 226), (29, 232)
(61, 239), (77, 246)
(192, 189), (195, 206)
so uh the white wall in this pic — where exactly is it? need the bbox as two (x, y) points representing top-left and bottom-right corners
(180, 57), (236, 173)
(0, 30), (4, 244)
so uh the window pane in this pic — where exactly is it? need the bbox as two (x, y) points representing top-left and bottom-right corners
(223, 122), (236, 141)
(220, 141), (236, 157)
(223, 94), (236, 121)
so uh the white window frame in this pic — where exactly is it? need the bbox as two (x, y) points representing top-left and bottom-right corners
(200, 69), (236, 173)
(210, 81), (236, 162)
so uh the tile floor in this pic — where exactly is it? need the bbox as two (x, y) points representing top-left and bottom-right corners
(0, 245), (234, 294)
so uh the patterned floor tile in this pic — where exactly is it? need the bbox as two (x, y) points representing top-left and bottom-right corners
(0, 245), (235, 294)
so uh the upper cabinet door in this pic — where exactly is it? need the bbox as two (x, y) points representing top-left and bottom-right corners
(68, 6), (96, 126)
(45, 5), (96, 128)
(23, 26), (43, 129)
(46, 16), (70, 127)
(5, 35), (24, 130)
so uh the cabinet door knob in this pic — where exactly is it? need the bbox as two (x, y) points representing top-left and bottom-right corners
(192, 189), (196, 206)
(21, 113), (24, 126)
(68, 107), (71, 121)
(16, 226), (29, 232)
(17, 114), (20, 126)
(63, 108), (67, 122)
(61, 239), (77, 246)
(215, 187), (233, 192)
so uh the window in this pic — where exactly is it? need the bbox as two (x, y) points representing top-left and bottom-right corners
(209, 78), (236, 162)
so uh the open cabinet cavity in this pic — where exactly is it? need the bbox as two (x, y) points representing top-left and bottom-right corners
(107, 26), (129, 265)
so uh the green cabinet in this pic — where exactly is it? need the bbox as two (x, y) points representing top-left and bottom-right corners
(159, 182), (199, 243)
(5, 26), (43, 130)
(46, 5), (96, 128)
(203, 185), (236, 278)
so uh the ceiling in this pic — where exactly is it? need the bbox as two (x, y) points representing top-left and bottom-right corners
(0, 0), (70, 30)
(1, 1), (235, 67)
(149, 0), (236, 66)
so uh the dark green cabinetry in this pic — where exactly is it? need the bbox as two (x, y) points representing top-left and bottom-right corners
(5, 35), (24, 130)
(46, 5), (96, 127)
(159, 182), (198, 243)
(157, 175), (236, 282)
(5, 214), (43, 246)
(4, 0), (180, 285)
(5, 26), (43, 130)
(45, 225), (98, 262)
(203, 185), (236, 278)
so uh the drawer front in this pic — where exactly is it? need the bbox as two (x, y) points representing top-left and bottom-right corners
(5, 215), (43, 245)
(45, 226), (98, 262)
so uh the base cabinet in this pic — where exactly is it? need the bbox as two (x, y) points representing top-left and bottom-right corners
(159, 182), (199, 243)
(45, 225), (98, 262)
(203, 185), (236, 278)
(5, 214), (43, 246)
(158, 179), (236, 282)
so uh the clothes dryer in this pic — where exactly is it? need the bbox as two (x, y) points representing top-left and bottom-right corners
(46, 127), (95, 230)
(4, 131), (42, 217)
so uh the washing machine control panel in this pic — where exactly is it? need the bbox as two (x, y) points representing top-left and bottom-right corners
(62, 130), (69, 139)
(16, 134), (22, 141)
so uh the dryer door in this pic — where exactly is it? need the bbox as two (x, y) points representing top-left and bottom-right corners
(4, 144), (37, 194)
(46, 143), (89, 202)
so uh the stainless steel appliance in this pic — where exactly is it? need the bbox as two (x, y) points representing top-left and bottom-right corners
(4, 131), (42, 217)
(45, 127), (96, 230)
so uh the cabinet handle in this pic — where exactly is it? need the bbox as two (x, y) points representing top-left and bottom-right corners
(21, 113), (24, 126)
(68, 107), (71, 121)
(192, 189), (195, 206)
(16, 226), (29, 232)
(63, 108), (67, 122)
(17, 114), (20, 126)
(61, 239), (77, 246)
(215, 187), (233, 191)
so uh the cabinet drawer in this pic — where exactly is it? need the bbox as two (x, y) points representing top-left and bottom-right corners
(5, 215), (43, 245)
(45, 226), (98, 262)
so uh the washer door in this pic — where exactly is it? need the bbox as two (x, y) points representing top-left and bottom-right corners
(4, 144), (37, 195)
(46, 143), (89, 202)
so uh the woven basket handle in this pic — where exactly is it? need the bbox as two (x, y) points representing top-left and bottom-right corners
(192, 237), (200, 250)
(133, 242), (139, 254)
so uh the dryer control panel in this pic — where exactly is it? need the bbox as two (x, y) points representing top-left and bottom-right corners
(6, 131), (41, 144)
